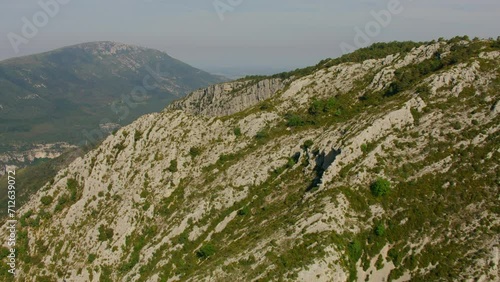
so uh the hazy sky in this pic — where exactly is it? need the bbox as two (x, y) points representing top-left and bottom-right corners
(1, 0), (499, 72)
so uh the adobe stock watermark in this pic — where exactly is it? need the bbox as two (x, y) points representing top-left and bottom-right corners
(7, 0), (72, 54)
(213, 0), (243, 21)
(339, 0), (413, 55)
(80, 63), (173, 147)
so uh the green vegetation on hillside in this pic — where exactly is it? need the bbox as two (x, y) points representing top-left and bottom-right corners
(4, 37), (500, 282)
(268, 41), (425, 80)
(0, 147), (88, 218)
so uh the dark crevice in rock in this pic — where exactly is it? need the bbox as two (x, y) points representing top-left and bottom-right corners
(307, 148), (341, 192)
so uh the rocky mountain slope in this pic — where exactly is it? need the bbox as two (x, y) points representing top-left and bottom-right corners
(1, 37), (499, 282)
(0, 41), (225, 169)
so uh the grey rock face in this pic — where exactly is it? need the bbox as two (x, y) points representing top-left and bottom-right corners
(170, 78), (286, 116)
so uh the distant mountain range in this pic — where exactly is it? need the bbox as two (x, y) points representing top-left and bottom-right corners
(0, 41), (226, 167)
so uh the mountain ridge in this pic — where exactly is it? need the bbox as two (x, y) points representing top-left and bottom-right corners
(0, 41), (147, 63)
(0, 41), (226, 169)
(1, 37), (499, 281)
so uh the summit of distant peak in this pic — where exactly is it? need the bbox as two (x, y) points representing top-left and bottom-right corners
(71, 41), (147, 56)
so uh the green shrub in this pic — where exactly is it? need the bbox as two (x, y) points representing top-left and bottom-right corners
(348, 240), (363, 263)
(387, 248), (402, 266)
(140, 190), (149, 198)
(285, 113), (306, 127)
(98, 225), (114, 241)
(360, 144), (368, 153)
(168, 160), (178, 173)
(196, 244), (216, 259)
(451, 121), (462, 130)
(20, 210), (33, 227)
(286, 158), (296, 168)
(67, 178), (79, 201)
(370, 178), (391, 197)
(260, 102), (272, 110)
(189, 147), (202, 157)
(40, 195), (53, 206)
(99, 265), (113, 282)
(416, 85), (431, 95)
(302, 140), (314, 150)
(376, 255), (384, 270)
(375, 223), (386, 236)
(237, 206), (250, 216)
(492, 36), (500, 48)
(309, 100), (324, 115)
(154, 152), (164, 161)
(308, 98), (337, 115)
(134, 131), (143, 141)
(54, 195), (69, 212)
(233, 127), (242, 136)
(217, 154), (236, 166)
(255, 130), (269, 140)
(385, 55), (445, 96)
(113, 142), (126, 151)
(87, 253), (97, 263)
